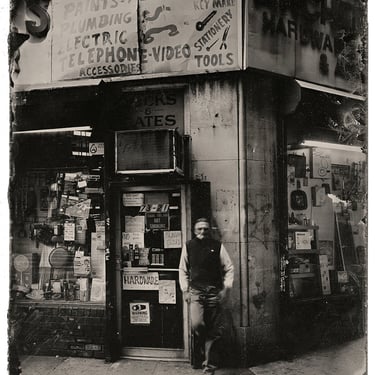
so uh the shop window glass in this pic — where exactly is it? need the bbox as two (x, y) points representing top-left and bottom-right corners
(10, 130), (106, 304)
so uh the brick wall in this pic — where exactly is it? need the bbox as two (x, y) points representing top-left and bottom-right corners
(12, 302), (106, 359)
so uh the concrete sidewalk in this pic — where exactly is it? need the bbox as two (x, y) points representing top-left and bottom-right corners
(19, 337), (366, 375)
(249, 337), (366, 375)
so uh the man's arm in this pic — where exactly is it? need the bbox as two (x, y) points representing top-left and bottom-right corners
(178, 244), (190, 293)
(220, 243), (234, 290)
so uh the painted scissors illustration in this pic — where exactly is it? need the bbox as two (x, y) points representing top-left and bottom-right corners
(220, 26), (230, 50)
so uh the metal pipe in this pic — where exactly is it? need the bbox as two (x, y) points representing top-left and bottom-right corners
(238, 77), (249, 327)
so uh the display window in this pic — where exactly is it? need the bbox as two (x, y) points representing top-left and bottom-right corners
(10, 129), (106, 304)
(282, 91), (366, 301)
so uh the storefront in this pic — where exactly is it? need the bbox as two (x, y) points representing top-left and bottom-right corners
(279, 85), (366, 354)
(9, 0), (366, 367)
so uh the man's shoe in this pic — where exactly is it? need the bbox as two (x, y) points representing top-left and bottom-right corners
(202, 365), (216, 374)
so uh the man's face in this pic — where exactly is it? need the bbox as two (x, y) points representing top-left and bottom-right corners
(194, 221), (210, 240)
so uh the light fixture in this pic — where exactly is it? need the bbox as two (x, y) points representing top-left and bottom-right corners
(301, 140), (362, 152)
(13, 126), (92, 135)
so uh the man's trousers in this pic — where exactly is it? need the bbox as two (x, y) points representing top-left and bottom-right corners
(190, 287), (224, 371)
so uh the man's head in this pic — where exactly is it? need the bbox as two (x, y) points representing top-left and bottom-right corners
(194, 218), (211, 240)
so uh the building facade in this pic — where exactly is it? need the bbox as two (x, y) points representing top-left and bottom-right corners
(9, 0), (367, 367)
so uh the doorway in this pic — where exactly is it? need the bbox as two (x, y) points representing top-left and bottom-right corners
(114, 185), (189, 359)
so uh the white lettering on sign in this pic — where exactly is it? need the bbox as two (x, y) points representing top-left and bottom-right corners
(123, 271), (159, 290)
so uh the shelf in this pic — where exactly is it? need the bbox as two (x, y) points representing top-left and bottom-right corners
(121, 267), (178, 272)
(288, 225), (319, 231)
(289, 272), (315, 278)
(288, 249), (319, 255)
(288, 293), (360, 304)
(13, 299), (105, 307)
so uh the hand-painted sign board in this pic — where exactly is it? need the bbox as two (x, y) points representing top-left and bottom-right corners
(246, 0), (365, 93)
(138, 0), (241, 74)
(12, 0), (364, 94)
(51, 0), (140, 80)
(13, 0), (241, 86)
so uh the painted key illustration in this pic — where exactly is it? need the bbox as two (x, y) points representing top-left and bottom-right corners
(196, 10), (217, 31)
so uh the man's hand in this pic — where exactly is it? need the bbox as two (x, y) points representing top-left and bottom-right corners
(183, 291), (190, 303)
(218, 287), (229, 303)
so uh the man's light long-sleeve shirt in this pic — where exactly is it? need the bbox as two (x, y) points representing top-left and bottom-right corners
(178, 242), (234, 293)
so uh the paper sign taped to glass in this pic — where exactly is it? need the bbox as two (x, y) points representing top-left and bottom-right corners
(163, 231), (182, 248)
(130, 302), (150, 325)
(158, 280), (176, 304)
(125, 216), (145, 232)
(123, 193), (144, 207)
(122, 232), (145, 248)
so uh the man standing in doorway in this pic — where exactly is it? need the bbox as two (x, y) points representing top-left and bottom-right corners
(179, 218), (234, 374)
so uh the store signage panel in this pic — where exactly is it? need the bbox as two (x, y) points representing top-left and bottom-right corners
(247, 0), (364, 92)
(139, 0), (241, 74)
(11, 1), (53, 87)
(122, 90), (184, 134)
(247, 0), (295, 76)
(17, 0), (241, 86)
(51, 0), (140, 81)
(123, 271), (159, 290)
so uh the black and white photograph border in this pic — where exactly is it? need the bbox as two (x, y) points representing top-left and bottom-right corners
(3, 1), (372, 374)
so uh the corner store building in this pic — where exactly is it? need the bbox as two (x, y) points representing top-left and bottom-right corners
(10, 0), (366, 366)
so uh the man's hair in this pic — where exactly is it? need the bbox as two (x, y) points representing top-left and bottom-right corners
(194, 217), (210, 226)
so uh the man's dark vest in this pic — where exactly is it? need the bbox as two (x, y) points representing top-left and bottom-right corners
(186, 237), (222, 291)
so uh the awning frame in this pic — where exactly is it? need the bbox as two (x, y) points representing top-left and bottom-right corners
(295, 79), (365, 101)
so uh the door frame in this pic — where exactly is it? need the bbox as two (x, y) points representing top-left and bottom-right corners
(112, 184), (190, 360)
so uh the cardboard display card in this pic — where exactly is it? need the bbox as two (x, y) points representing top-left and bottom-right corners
(65, 199), (91, 219)
(295, 232), (311, 250)
(91, 233), (105, 278)
(90, 278), (105, 302)
(64, 222), (75, 241)
(74, 251), (91, 277)
(95, 220), (105, 233)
